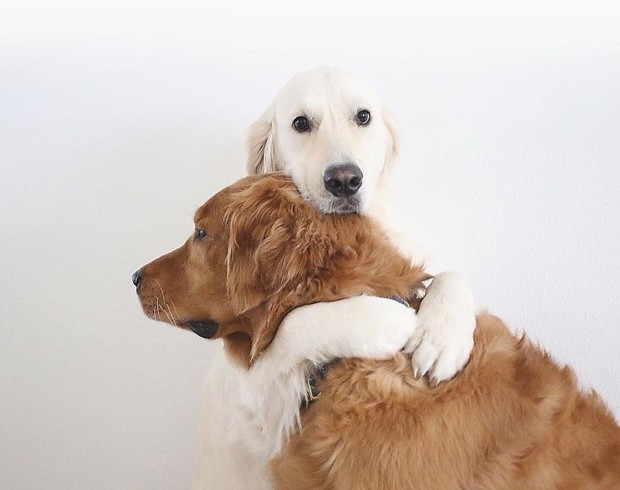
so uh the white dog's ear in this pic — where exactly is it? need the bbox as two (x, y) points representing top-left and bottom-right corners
(382, 109), (400, 176)
(246, 108), (280, 175)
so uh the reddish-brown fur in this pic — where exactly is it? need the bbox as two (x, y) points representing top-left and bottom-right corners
(137, 173), (427, 367)
(137, 173), (620, 489)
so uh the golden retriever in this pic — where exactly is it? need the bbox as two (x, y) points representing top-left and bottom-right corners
(134, 173), (620, 490)
(192, 67), (476, 490)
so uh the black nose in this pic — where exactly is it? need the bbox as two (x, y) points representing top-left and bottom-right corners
(132, 269), (142, 288)
(323, 163), (363, 197)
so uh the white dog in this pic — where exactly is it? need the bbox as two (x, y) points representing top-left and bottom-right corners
(192, 68), (476, 490)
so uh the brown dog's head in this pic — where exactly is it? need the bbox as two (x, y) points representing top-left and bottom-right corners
(133, 173), (428, 367)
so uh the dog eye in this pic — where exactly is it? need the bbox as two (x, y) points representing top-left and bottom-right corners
(194, 228), (208, 241)
(292, 116), (311, 133)
(355, 109), (372, 126)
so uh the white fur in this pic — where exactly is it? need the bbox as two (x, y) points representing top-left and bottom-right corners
(192, 297), (417, 489)
(246, 67), (398, 217)
(193, 67), (477, 490)
(235, 297), (418, 460)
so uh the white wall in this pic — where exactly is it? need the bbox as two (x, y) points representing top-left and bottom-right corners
(1, 3), (619, 489)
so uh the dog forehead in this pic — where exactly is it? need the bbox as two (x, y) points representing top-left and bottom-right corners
(193, 174), (298, 225)
(193, 191), (230, 224)
(276, 68), (381, 118)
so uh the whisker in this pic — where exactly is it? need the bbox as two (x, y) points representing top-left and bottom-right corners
(156, 297), (162, 322)
(162, 303), (178, 327)
(170, 300), (181, 324)
(165, 303), (178, 328)
(162, 307), (174, 325)
(154, 279), (166, 299)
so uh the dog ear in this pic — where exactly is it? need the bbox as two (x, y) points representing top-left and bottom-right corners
(246, 107), (280, 175)
(381, 108), (400, 177)
(247, 301), (292, 363)
(226, 208), (300, 313)
(224, 176), (325, 361)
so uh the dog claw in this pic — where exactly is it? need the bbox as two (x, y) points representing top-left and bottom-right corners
(414, 367), (430, 380)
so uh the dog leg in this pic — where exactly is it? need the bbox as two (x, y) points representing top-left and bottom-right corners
(267, 295), (418, 365)
(241, 296), (418, 458)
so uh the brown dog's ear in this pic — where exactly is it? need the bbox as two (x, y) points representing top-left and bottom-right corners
(246, 107), (280, 175)
(226, 208), (299, 313)
(381, 108), (400, 178)
(246, 302), (292, 363)
(224, 176), (325, 361)
(225, 176), (306, 308)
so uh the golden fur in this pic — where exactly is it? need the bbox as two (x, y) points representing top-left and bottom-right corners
(137, 173), (620, 489)
(273, 315), (620, 489)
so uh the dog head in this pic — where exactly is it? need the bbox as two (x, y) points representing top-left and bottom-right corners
(134, 174), (426, 367)
(246, 67), (399, 216)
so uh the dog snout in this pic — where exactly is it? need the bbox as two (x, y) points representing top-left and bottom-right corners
(323, 163), (363, 197)
(132, 269), (143, 288)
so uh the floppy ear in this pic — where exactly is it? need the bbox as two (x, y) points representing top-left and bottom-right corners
(246, 107), (280, 175)
(224, 178), (320, 361)
(381, 108), (400, 177)
(247, 301), (292, 363)
(226, 207), (300, 314)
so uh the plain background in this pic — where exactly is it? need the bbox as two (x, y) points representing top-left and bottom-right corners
(1, 2), (619, 489)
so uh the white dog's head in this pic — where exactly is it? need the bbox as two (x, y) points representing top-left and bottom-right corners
(246, 67), (399, 215)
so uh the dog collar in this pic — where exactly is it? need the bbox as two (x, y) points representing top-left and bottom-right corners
(387, 294), (410, 308)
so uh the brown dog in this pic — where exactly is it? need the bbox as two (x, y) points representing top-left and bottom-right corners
(135, 173), (620, 489)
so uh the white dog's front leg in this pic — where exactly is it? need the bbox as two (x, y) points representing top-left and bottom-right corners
(404, 271), (476, 384)
(244, 296), (418, 458)
(264, 295), (418, 368)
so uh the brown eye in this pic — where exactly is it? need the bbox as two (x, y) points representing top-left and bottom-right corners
(355, 109), (371, 126)
(194, 228), (207, 240)
(292, 116), (311, 133)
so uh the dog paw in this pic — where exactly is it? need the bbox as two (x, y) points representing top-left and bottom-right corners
(403, 272), (476, 384)
(409, 329), (474, 384)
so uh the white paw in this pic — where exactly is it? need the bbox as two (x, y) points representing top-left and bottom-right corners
(403, 272), (476, 384)
(407, 322), (474, 384)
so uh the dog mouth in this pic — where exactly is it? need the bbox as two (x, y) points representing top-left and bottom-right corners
(139, 296), (180, 325)
(317, 195), (363, 214)
(138, 291), (220, 339)
(185, 320), (220, 339)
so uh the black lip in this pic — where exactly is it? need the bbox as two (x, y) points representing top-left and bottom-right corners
(186, 320), (219, 339)
(330, 196), (361, 214)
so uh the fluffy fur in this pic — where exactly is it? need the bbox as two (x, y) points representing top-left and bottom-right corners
(243, 66), (476, 384)
(273, 314), (620, 489)
(202, 67), (477, 489)
(246, 67), (398, 217)
(136, 174), (425, 466)
(136, 174), (620, 489)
